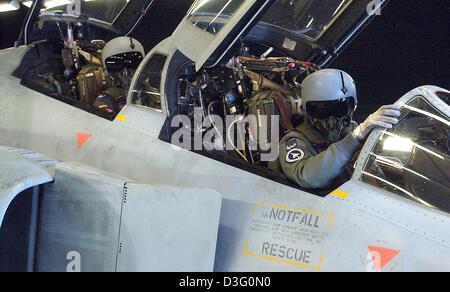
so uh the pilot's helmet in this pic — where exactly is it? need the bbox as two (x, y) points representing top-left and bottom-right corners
(102, 37), (145, 74)
(301, 69), (358, 143)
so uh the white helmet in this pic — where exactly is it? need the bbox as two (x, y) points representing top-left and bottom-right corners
(102, 37), (145, 74)
(301, 69), (358, 118)
(300, 69), (358, 143)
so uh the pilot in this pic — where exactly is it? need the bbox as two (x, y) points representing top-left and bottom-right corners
(279, 69), (401, 190)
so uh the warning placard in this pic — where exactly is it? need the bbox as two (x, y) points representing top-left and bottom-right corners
(244, 202), (334, 271)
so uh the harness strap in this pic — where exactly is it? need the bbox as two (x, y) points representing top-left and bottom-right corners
(272, 91), (294, 131)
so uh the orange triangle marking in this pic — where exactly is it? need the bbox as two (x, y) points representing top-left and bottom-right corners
(76, 133), (92, 149)
(368, 246), (400, 271)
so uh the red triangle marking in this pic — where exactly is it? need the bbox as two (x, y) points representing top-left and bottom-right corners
(76, 133), (92, 149)
(368, 246), (400, 271)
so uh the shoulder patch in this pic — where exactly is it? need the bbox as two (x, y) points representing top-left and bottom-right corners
(286, 138), (298, 151)
(286, 148), (305, 163)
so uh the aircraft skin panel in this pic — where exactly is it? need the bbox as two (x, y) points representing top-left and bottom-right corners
(0, 47), (30, 76)
(116, 183), (222, 272)
(113, 104), (166, 138)
(35, 162), (222, 272)
(216, 189), (450, 272)
(0, 146), (57, 175)
(37, 162), (127, 272)
(1, 47), (450, 271)
(0, 147), (53, 226)
(328, 181), (450, 271)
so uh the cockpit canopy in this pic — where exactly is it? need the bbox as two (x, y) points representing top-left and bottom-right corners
(19, 0), (154, 39)
(175, 0), (388, 71)
(188, 0), (354, 41)
(261, 0), (354, 41)
(38, 0), (130, 24)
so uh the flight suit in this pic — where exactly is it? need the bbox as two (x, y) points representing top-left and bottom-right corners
(279, 121), (361, 190)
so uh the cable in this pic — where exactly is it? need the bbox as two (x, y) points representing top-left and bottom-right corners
(227, 117), (248, 162)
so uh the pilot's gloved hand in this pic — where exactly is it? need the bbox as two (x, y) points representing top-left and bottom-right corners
(353, 105), (401, 142)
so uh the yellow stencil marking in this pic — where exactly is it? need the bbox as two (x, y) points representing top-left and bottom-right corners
(116, 114), (126, 122)
(251, 204), (258, 215)
(327, 213), (335, 231)
(243, 241), (324, 272)
(243, 241), (256, 257)
(330, 189), (349, 199)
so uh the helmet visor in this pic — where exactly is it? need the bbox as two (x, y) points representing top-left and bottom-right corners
(105, 52), (144, 73)
(306, 97), (355, 120)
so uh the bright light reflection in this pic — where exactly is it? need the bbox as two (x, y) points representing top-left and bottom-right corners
(383, 136), (414, 152)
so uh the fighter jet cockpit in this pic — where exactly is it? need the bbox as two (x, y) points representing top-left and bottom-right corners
(12, 0), (152, 119)
(157, 0), (356, 180)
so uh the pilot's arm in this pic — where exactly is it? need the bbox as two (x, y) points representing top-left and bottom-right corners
(280, 105), (401, 189)
(279, 132), (361, 189)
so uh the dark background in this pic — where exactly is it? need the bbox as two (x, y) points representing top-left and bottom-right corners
(332, 0), (450, 120)
(0, 0), (448, 120)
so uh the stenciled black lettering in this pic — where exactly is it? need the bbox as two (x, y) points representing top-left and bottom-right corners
(270, 243), (278, 257)
(262, 242), (270, 255)
(260, 242), (314, 265)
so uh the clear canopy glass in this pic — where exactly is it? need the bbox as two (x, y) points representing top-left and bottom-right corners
(187, 0), (246, 35)
(187, 0), (354, 40)
(261, 0), (354, 40)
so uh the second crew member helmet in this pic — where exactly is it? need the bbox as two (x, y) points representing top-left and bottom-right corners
(102, 37), (145, 74)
